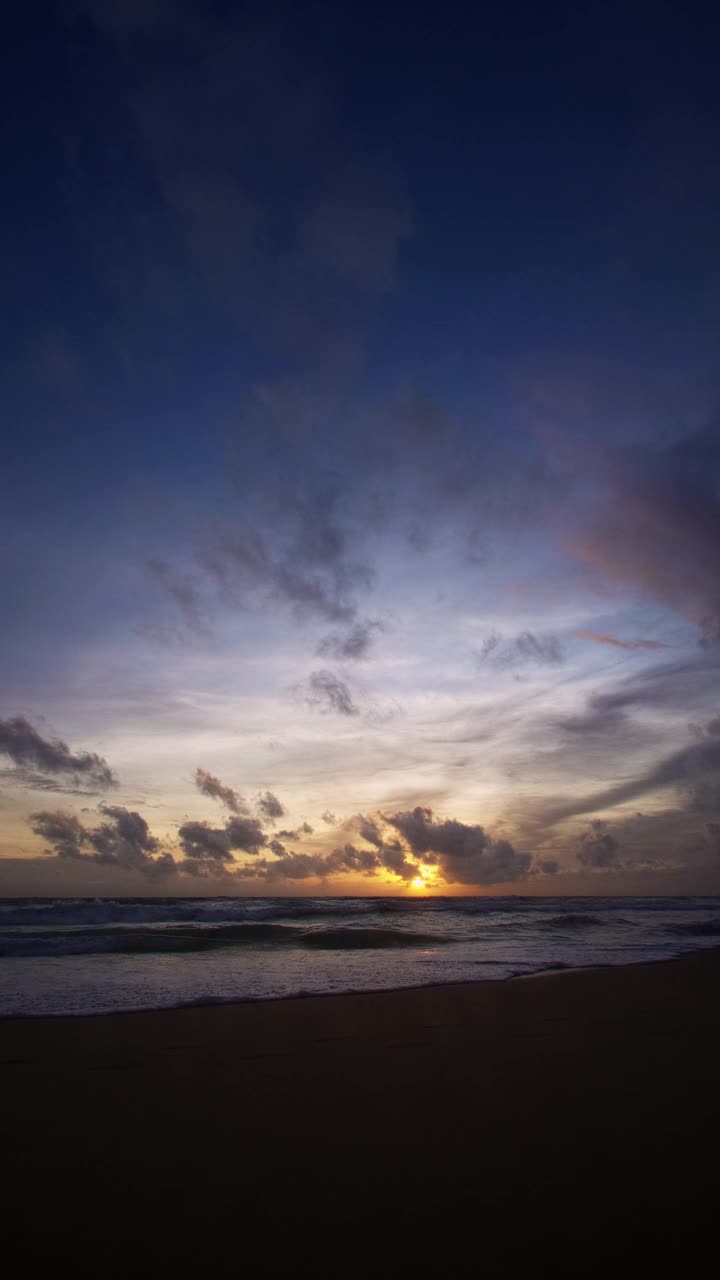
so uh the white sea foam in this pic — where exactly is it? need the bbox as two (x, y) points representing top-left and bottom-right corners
(1, 895), (719, 1017)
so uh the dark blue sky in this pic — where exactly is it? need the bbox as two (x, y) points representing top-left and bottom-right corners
(2, 1), (720, 894)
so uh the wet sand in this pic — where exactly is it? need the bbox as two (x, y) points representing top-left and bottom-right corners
(3, 950), (720, 1270)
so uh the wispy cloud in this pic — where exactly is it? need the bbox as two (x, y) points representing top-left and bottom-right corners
(575, 630), (670, 651)
(300, 670), (359, 717)
(317, 619), (382, 662)
(477, 631), (564, 670)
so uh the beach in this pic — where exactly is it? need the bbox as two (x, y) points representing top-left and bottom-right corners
(4, 949), (719, 1268)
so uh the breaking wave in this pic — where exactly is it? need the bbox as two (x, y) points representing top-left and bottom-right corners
(0, 921), (451, 958)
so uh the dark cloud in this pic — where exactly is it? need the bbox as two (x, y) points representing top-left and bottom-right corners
(574, 630), (669, 651)
(154, 372), (565, 659)
(178, 858), (233, 880)
(277, 823), (314, 840)
(537, 858), (560, 874)
(317, 620), (382, 662)
(178, 812), (267, 861)
(199, 508), (372, 627)
(378, 838), (419, 881)
(303, 164), (412, 291)
(30, 805), (176, 876)
(384, 807), (532, 885)
(256, 790), (286, 822)
(577, 820), (621, 869)
(354, 814), (384, 848)
(238, 851), (327, 881)
(477, 631), (564, 670)
(321, 810), (338, 825)
(225, 815), (268, 854)
(559, 655), (720, 737)
(0, 716), (116, 789)
(543, 731), (720, 825)
(569, 424), (720, 638)
(177, 821), (234, 862)
(239, 842), (384, 883)
(194, 767), (245, 813)
(326, 843), (383, 875)
(0, 768), (106, 797)
(302, 670), (358, 717)
(29, 810), (87, 860)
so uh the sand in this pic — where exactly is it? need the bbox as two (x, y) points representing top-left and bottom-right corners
(3, 950), (720, 1270)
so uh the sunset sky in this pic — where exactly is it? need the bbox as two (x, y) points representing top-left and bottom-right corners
(2, 0), (720, 895)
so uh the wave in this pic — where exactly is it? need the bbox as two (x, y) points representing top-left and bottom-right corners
(0, 921), (451, 958)
(300, 928), (448, 950)
(0, 897), (388, 929)
(3, 894), (720, 931)
(666, 919), (720, 937)
(0, 922), (300, 958)
(540, 913), (605, 930)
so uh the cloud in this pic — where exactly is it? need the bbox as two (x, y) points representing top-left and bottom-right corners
(543, 731), (720, 825)
(194, 767), (245, 813)
(146, 559), (208, 635)
(243, 851), (335, 881)
(321, 810), (338, 825)
(577, 820), (621, 868)
(568, 424), (720, 638)
(277, 823), (313, 840)
(177, 821), (234, 862)
(537, 858), (560, 874)
(574, 630), (669, 651)
(225, 815), (267, 854)
(558, 654), (720, 736)
(477, 631), (564, 670)
(0, 768), (107, 797)
(177, 813), (267, 861)
(0, 716), (116, 789)
(256, 790), (286, 822)
(377, 838), (420, 882)
(236, 842), (386, 883)
(354, 814), (384, 848)
(301, 670), (358, 716)
(303, 165), (412, 291)
(65, 0), (179, 37)
(29, 810), (87, 860)
(134, 623), (190, 650)
(30, 805), (177, 876)
(384, 806), (532, 885)
(199, 479), (375, 629)
(317, 620), (382, 662)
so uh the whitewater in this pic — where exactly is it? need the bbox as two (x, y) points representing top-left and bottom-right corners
(2, 894), (720, 1017)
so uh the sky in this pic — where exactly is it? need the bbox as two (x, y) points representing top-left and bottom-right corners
(2, 0), (720, 897)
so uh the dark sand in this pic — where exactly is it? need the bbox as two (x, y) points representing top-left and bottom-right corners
(4, 951), (720, 1270)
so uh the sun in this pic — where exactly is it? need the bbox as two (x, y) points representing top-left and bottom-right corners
(411, 876), (426, 891)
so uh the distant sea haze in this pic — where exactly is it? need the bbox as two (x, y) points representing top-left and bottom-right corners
(2, 896), (719, 1018)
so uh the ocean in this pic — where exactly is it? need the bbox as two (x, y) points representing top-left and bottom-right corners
(2, 894), (720, 1017)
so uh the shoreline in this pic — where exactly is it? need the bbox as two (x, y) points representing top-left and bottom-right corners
(1, 942), (716, 1023)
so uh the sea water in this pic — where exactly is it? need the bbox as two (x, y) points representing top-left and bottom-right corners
(2, 894), (719, 1017)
